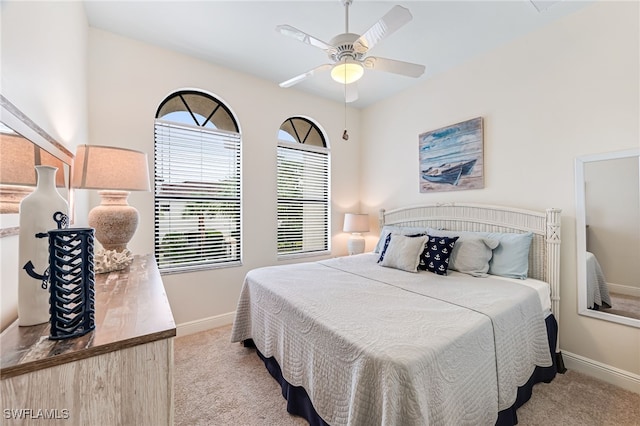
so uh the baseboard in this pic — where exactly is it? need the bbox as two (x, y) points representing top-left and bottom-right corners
(562, 350), (640, 394)
(607, 282), (640, 297)
(176, 311), (235, 337)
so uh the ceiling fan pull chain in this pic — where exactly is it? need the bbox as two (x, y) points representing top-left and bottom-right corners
(343, 58), (349, 141)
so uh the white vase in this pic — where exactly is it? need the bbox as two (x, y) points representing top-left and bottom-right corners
(18, 166), (69, 326)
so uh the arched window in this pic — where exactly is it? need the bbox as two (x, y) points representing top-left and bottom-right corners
(277, 117), (329, 257)
(154, 90), (241, 272)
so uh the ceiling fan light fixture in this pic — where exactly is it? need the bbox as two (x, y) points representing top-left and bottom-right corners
(331, 61), (364, 84)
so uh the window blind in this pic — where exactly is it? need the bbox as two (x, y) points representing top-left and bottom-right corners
(155, 120), (241, 272)
(277, 143), (329, 256)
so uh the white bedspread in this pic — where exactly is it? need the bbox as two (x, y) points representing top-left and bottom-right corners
(586, 251), (612, 309)
(231, 254), (552, 426)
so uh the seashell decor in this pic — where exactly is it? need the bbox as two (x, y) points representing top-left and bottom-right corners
(94, 248), (134, 274)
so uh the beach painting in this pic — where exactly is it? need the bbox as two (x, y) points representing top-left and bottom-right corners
(419, 117), (484, 193)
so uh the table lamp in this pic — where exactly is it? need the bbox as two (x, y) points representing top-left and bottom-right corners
(72, 144), (150, 252)
(343, 213), (369, 255)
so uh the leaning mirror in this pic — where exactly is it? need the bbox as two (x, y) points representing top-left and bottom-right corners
(575, 148), (640, 328)
(0, 95), (73, 237)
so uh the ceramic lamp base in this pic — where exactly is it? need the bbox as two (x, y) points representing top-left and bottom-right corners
(347, 234), (365, 255)
(89, 190), (139, 252)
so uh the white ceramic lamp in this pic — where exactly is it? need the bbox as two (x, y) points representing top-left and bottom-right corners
(343, 213), (369, 255)
(72, 145), (150, 252)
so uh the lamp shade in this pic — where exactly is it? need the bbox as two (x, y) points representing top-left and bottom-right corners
(0, 131), (65, 187)
(343, 213), (369, 233)
(72, 144), (150, 191)
(331, 60), (364, 85)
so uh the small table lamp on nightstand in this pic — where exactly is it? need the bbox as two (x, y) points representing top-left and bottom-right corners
(343, 213), (369, 255)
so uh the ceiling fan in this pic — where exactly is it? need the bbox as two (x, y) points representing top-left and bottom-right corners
(276, 0), (426, 102)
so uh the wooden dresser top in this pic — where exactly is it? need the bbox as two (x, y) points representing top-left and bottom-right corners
(1, 254), (176, 379)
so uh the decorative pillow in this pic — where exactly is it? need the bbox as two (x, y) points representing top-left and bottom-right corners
(377, 233), (393, 263)
(428, 230), (499, 277)
(418, 235), (459, 275)
(378, 232), (426, 263)
(479, 231), (534, 279)
(379, 234), (428, 273)
(374, 225), (429, 253)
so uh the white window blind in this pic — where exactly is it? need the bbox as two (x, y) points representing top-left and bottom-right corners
(277, 143), (329, 256)
(155, 119), (241, 272)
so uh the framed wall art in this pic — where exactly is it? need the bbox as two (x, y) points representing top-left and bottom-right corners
(419, 117), (484, 193)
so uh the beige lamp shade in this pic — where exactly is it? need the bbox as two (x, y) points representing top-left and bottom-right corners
(0, 132), (66, 187)
(0, 131), (66, 213)
(343, 213), (370, 233)
(73, 144), (150, 191)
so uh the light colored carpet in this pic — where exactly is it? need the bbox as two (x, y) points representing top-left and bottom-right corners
(604, 293), (640, 320)
(175, 325), (640, 426)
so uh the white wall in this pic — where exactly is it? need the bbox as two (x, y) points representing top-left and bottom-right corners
(87, 29), (361, 327)
(360, 1), (639, 376)
(0, 1), (89, 331)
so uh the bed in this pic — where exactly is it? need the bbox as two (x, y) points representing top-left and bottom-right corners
(585, 251), (612, 309)
(231, 203), (563, 425)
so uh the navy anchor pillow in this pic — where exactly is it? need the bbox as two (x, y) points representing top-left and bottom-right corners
(418, 235), (459, 275)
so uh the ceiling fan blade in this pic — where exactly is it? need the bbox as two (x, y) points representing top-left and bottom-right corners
(353, 5), (413, 54)
(276, 24), (336, 53)
(279, 64), (332, 88)
(345, 83), (358, 103)
(363, 56), (425, 78)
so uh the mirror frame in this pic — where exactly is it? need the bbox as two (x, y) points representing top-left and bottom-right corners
(575, 148), (640, 328)
(0, 94), (74, 237)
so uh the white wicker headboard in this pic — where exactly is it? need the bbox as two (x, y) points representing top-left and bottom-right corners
(379, 203), (562, 323)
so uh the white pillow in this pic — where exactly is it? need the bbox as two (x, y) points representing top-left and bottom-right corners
(374, 225), (429, 253)
(379, 234), (428, 273)
(428, 230), (499, 277)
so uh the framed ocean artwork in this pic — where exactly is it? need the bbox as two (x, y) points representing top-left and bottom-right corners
(419, 117), (484, 193)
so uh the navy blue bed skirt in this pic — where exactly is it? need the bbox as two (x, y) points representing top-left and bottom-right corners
(246, 314), (561, 426)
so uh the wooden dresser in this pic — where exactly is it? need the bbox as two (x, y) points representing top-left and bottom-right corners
(1, 255), (176, 425)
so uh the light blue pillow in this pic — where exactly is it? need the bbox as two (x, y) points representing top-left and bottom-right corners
(479, 231), (534, 279)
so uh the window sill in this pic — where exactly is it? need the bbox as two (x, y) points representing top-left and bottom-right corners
(277, 250), (331, 262)
(159, 260), (242, 275)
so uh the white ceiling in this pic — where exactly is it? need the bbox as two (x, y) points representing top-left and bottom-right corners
(84, 0), (592, 109)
